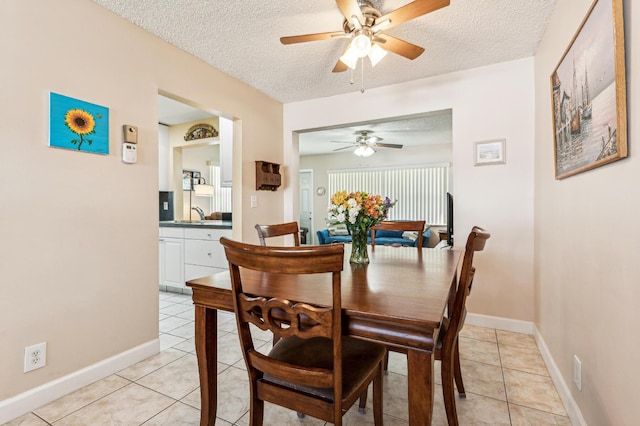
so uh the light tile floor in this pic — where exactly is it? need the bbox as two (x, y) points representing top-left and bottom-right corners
(6, 291), (571, 425)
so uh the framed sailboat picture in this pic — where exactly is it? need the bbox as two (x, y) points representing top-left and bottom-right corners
(550, 0), (627, 179)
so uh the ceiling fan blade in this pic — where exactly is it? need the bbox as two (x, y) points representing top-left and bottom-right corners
(376, 0), (450, 31)
(336, 0), (364, 27)
(333, 145), (356, 151)
(280, 31), (345, 45)
(376, 142), (404, 149)
(330, 140), (355, 143)
(376, 34), (424, 60)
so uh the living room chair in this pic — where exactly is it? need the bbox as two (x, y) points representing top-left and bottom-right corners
(255, 221), (301, 246)
(220, 238), (386, 425)
(370, 220), (426, 248)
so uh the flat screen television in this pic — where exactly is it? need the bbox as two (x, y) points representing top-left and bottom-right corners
(446, 192), (454, 246)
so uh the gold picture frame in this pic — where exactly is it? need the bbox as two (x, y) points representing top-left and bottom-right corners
(550, 0), (627, 179)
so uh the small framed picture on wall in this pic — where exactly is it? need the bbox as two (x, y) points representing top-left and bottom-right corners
(474, 139), (506, 166)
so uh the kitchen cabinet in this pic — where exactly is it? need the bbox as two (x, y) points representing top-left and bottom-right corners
(184, 228), (232, 281)
(159, 225), (231, 293)
(159, 227), (184, 291)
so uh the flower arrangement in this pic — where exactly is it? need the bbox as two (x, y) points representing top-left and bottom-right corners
(328, 190), (395, 230)
(327, 191), (395, 264)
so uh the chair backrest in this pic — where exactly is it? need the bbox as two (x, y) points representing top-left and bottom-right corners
(255, 221), (300, 246)
(370, 220), (426, 248)
(220, 237), (345, 394)
(442, 226), (490, 349)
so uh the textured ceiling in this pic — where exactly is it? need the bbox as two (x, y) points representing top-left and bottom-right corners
(92, 0), (557, 104)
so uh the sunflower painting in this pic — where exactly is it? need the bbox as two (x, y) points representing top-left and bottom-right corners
(49, 92), (109, 154)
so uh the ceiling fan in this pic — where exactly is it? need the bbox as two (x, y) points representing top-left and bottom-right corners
(332, 130), (403, 157)
(280, 0), (450, 72)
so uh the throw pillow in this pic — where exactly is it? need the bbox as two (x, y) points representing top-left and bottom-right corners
(328, 224), (349, 236)
(402, 231), (419, 241)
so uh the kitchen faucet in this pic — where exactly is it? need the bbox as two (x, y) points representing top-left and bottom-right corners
(191, 206), (205, 220)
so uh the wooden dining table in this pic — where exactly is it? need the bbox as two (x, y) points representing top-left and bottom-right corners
(186, 244), (462, 425)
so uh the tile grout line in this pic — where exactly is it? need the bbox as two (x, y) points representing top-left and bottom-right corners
(495, 330), (515, 425)
(45, 379), (135, 425)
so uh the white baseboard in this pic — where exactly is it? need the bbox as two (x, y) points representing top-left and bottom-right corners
(0, 339), (159, 425)
(533, 327), (587, 426)
(466, 312), (535, 334)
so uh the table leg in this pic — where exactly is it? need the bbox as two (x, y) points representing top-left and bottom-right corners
(407, 349), (434, 426)
(194, 305), (218, 426)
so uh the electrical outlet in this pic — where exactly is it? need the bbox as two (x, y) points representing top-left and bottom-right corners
(573, 355), (582, 391)
(24, 342), (47, 373)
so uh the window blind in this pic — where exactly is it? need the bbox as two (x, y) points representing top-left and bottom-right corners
(208, 166), (232, 212)
(328, 164), (450, 225)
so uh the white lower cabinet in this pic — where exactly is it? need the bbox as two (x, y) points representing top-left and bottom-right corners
(159, 227), (185, 291)
(159, 226), (231, 292)
(184, 228), (232, 281)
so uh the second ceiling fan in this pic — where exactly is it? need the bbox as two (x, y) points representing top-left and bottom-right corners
(332, 130), (403, 157)
(280, 0), (450, 72)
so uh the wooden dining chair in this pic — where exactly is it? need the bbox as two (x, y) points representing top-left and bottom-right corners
(255, 221), (301, 246)
(370, 220), (426, 248)
(220, 237), (386, 425)
(373, 226), (490, 425)
(437, 226), (490, 425)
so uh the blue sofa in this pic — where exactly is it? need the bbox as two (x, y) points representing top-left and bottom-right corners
(317, 227), (431, 247)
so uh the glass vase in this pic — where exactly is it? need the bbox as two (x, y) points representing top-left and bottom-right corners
(349, 225), (370, 264)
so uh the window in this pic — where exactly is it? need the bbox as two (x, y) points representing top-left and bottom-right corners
(328, 164), (450, 225)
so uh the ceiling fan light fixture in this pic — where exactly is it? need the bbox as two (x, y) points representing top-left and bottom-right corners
(339, 46), (359, 69)
(368, 43), (388, 67)
(351, 32), (372, 58)
(354, 145), (375, 157)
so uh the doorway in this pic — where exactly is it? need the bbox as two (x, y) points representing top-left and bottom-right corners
(299, 169), (313, 245)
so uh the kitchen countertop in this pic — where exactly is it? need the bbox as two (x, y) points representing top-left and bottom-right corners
(159, 220), (232, 229)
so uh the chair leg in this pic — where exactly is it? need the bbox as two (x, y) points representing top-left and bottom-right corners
(383, 351), (389, 374)
(373, 363), (384, 425)
(453, 339), (466, 398)
(441, 349), (459, 426)
(249, 389), (264, 426)
(358, 389), (367, 414)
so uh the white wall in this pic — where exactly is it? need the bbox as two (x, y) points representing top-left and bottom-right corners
(0, 0), (282, 421)
(534, 0), (640, 423)
(284, 58), (536, 321)
(158, 124), (170, 191)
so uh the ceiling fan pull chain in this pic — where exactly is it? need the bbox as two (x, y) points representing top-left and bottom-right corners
(360, 57), (365, 93)
(350, 67), (355, 85)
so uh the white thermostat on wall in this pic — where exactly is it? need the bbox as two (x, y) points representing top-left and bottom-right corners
(122, 142), (137, 164)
